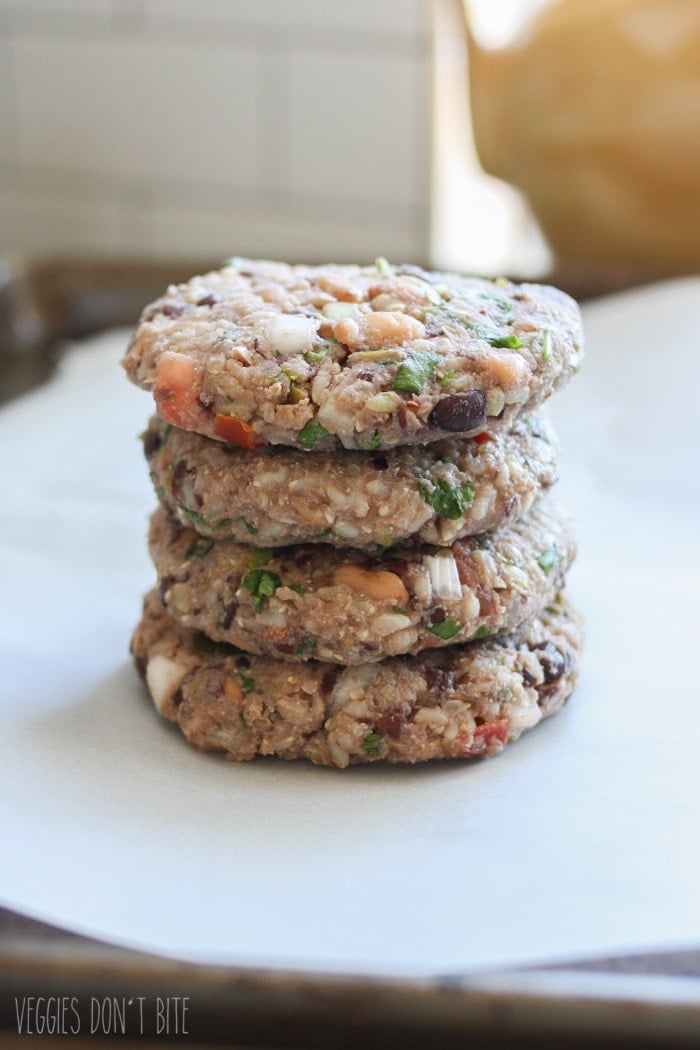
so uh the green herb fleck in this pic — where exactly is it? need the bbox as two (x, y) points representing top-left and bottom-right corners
(289, 584), (307, 596)
(297, 420), (330, 449)
(419, 477), (475, 520)
(248, 548), (273, 569)
(472, 625), (491, 640)
(240, 674), (256, 694)
(242, 568), (282, 611)
(375, 256), (391, 275)
(466, 321), (523, 348)
(244, 520), (258, 535)
(440, 369), (455, 385)
(178, 505), (210, 528)
(184, 536), (214, 559)
(393, 605), (407, 615)
(537, 545), (562, 575)
(475, 536), (490, 550)
(393, 352), (439, 394)
(540, 330), (552, 361)
(478, 292), (512, 312)
(294, 636), (316, 655)
(304, 339), (333, 364)
(362, 731), (384, 758)
(368, 429), (381, 450)
(497, 685), (511, 699)
(427, 619), (462, 640)
(482, 330), (523, 349)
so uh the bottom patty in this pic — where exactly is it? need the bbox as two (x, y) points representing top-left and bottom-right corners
(131, 589), (582, 768)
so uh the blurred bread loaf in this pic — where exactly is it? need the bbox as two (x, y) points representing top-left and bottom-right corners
(467, 0), (700, 279)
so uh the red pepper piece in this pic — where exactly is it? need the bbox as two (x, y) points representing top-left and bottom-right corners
(459, 717), (509, 758)
(214, 413), (264, 449)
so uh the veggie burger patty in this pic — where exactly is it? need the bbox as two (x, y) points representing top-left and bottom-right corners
(123, 258), (583, 452)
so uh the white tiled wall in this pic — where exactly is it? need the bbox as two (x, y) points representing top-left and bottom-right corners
(0, 0), (434, 265)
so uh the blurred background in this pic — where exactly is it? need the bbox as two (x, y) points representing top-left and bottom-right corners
(1, 0), (700, 395)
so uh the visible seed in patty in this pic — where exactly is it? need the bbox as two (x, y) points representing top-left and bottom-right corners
(430, 391), (487, 432)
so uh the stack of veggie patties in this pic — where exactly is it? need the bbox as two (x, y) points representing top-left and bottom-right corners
(123, 258), (584, 768)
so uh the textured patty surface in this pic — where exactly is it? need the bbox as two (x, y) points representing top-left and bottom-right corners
(149, 498), (575, 665)
(132, 589), (582, 767)
(123, 259), (583, 451)
(144, 412), (558, 550)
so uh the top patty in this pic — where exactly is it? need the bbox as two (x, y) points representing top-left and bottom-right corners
(123, 258), (583, 452)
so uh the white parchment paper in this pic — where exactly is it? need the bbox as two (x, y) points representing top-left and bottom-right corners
(1, 281), (699, 976)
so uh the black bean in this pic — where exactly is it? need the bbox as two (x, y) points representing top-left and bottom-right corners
(321, 667), (342, 696)
(218, 600), (236, 631)
(142, 424), (162, 459)
(143, 301), (187, 322)
(133, 653), (147, 679)
(424, 667), (456, 693)
(533, 641), (568, 684)
(377, 703), (411, 738)
(171, 459), (188, 500)
(521, 666), (537, 687)
(429, 391), (487, 432)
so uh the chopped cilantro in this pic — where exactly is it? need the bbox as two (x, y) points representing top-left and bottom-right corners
(368, 429), (381, 450)
(294, 636), (316, 655)
(426, 310), (522, 349)
(537, 546), (562, 575)
(427, 619), (462, 640)
(242, 568), (282, 611)
(244, 520), (258, 535)
(440, 369), (455, 385)
(393, 352), (439, 394)
(297, 419), (330, 449)
(289, 584), (307, 596)
(464, 321), (523, 348)
(419, 477), (475, 520)
(184, 536), (214, 559)
(393, 605), (408, 615)
(362, 731), (384, 757)
(240, 674), (256, 694)
(472, 625), (491, 640)
(178, 505), (210, 528)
